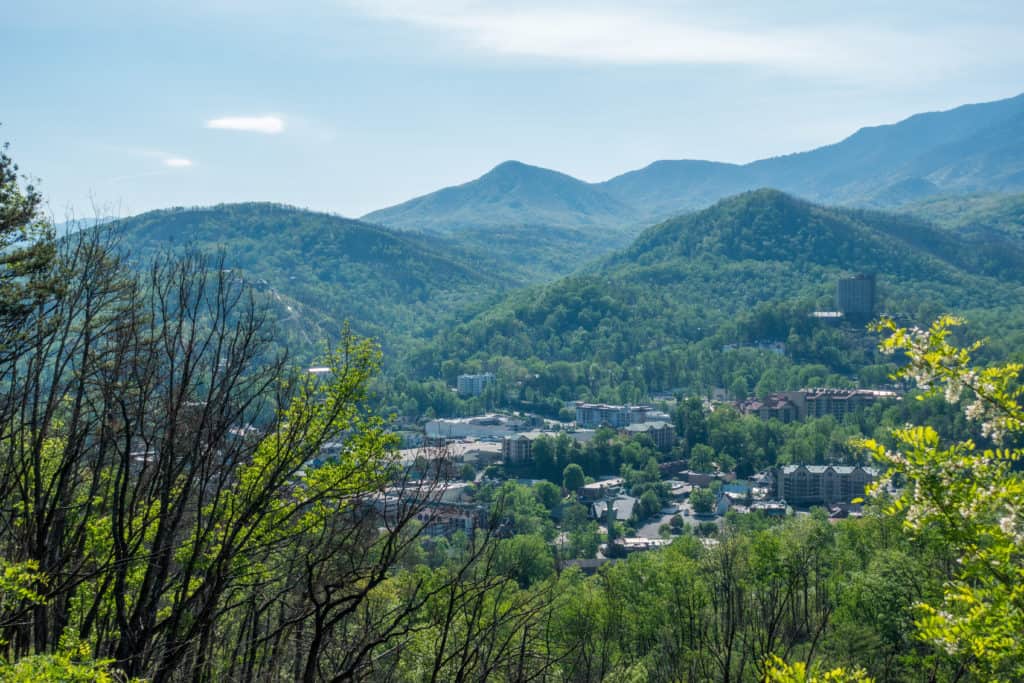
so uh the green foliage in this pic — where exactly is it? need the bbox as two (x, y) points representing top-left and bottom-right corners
(690, 487), (715, 515)
(0, 648), (133, 682)
(764, 655), (873, 683)
(0, 140), (55, 347)
(562, 462), (585, 492)
(861, 316), (1024, 680)
(110, 203), (514, 359)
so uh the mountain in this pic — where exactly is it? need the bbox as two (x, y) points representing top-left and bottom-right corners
(364, 93), (1024, 240)
(419, 190), (1024, 375)
(598, 92), (1024, 219)
(363, 160), (638, 234)
(107, 203), (514, 357)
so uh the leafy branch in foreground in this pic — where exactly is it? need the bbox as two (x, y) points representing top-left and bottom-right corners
(859, 315), (1024, 681)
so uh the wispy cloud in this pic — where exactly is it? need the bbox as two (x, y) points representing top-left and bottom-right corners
(163, 157), (193, 168)
(352, 2), (811, 67)
(342, 1), (1019, 83)
(206, 116), (285, 134)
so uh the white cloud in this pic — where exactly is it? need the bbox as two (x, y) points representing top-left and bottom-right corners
(163, 158), (193, 168)
(342, 1), (1021, 83)
(205, 116), (285, 134)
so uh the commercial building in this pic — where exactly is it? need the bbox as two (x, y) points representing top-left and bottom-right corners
(774, 464), (878, 506)
(574, 402), (669, 429)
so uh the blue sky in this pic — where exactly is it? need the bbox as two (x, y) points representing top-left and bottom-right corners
(3, 0), (1023, 219)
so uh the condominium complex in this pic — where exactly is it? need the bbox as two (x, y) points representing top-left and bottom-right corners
(456, 372), (495, 397)
(774, 464), (878, 506)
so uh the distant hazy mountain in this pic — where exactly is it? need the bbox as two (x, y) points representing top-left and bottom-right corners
(365, 92), (1024, 233)
(363, 160), (639, 234)
(426, 190), (1024, 368)
(108, 203), (515, 356)
(600, 92), (1024, 220)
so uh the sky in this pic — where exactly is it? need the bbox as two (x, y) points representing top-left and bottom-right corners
(3, 0), (1024, 220)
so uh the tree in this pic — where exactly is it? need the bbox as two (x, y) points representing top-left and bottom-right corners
(638, 490), (661, 521)
(690, 487), (715, 515)
(0, 140), (56, 348)
(0, 234), (500, 681)
(563, 463), (585, 493)
(533, 480), (562, 510)
(859, 316), (1024, 680)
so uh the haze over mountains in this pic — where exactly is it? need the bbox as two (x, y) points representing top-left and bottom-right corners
(364, 92), (1024, 232)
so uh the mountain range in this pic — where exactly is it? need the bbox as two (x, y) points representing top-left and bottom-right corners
(364, 92), (1024, 235)
(103, 92), (1024, 375)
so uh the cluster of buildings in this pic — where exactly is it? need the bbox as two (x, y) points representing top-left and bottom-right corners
(738, 388), (898, 423)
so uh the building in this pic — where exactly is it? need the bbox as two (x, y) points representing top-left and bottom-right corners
(575, 402), (632, 428)
(501, 434), (533, 463)
(620, 421), (676, 451)
(579, 477), (625, 503)
(804, 388), (896, 420)
(739, 389), (897, 422)
(774, 464), (878, 506)
(837, 274), (875, 319)
(457, 372), (495, 397)
(737, 392), (805, 423)
(425, 413), (525, 440)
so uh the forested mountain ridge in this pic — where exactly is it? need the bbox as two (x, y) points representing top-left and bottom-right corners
(106, 202), (516, 356)
(364, 92), (1024, 233)
(416, 190), (1024, 376)
(899, 191), (1024, 240)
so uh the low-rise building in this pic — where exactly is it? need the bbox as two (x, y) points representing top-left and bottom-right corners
(425, 413), (525, 440)
(579, 477), (625, 503)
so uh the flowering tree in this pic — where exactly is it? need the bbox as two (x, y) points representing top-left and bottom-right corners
(859, 316), (1024, 681)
